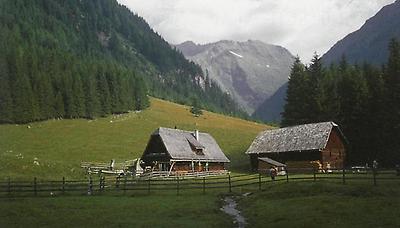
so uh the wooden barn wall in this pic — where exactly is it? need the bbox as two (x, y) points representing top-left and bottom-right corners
(250, 151), (321, 171)
(257, 161), (285, 172)
(321, 129), (346, 169)
(208, 163), (225, 171)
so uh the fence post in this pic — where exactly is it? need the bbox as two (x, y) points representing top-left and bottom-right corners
(342, 168), (346, 185)
(258, 173), (261, 191)
(102, 176), (105, 191)
(286, 168), (289, 183)
(62, 177), (65, 195)
(88, 175), (93, 195)
(7, 177), (11, 195)
(34, 177), (37, 196)
(124, 176), (127, 195)
(228, 174), (232, 193)
(373, 168), (377, 186)
(203, 177), (206, 194)
(177, 176), (180, 196)
(147, 178), (151, 195)
(116, 176), (120, 189)
(313, 168), (316, 182)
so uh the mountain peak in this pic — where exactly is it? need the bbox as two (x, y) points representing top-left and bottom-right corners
(175, 39), (294, 118)
(322, 0), (400, 65)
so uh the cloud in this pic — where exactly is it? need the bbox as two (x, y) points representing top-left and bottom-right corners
(117, 0), (395, 62)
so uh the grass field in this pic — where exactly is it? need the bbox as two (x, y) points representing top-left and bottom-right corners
(2, 98), (400, 228)
(239, 181), (400, 227)
(0, 194), (232, 228)
(0, 97), (269, 180)
(1, 180), (399, 227)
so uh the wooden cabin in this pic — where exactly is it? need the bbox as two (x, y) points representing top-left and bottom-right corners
(141, 127), (230, 173)
(246, 122), (347, 171)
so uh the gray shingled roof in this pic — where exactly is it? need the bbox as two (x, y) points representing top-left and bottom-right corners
(154, 127), (230, 163)
(246, 122), (343, 154)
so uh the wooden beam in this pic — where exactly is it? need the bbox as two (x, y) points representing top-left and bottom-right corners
(168, 161), (176, 176)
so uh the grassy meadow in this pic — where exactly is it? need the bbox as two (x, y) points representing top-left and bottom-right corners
(1, 97), (400, 228)
(0, 97), (269, 180)
(0, 180), (399, 227)
(0, 194), (232, 228)
(239, 181), (400, 227)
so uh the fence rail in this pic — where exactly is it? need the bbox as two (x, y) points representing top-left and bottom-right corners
(1, 168), (399, 197)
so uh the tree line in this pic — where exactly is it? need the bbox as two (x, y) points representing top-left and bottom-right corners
(282, 39), (400, 166)
(0, 0), (247, 124)
(0, 32), (148, 123)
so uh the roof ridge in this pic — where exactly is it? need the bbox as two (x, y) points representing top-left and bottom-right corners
(157, 127), (208, 135)
(270, 121), (335, 131)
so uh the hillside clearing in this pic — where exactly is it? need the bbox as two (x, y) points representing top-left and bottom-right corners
(0, 97), (269, 180)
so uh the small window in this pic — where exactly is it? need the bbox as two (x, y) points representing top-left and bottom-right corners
(195, 148), (204, 155)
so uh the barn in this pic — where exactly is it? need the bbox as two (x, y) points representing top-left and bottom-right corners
(141, 127), (230, 174)
(246, 122), (347, 171)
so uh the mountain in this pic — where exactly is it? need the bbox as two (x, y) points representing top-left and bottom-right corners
(252, 82), (287, 123)
(0, 0), (245, 124)
(322, 0), (400, 65)
(175, 40), (294, 116)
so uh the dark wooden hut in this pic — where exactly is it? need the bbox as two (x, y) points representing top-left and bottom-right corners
(141, 127), (230, 173)
(246, 122), (347, 171)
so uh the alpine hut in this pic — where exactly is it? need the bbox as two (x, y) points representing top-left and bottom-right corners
(246, 122), (347, 171)
(141, 127), (230, 174)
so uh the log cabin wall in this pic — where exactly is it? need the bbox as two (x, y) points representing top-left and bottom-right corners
(173, 162), (191, 171)
(171, 162), (225, 172)
(321, 129), (346, 169)
(208, 163), (225, 171)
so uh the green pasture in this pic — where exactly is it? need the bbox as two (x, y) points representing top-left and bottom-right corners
(0, 97), (268, 180)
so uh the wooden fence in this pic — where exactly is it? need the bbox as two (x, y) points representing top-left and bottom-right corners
(0, 168), (399, 197)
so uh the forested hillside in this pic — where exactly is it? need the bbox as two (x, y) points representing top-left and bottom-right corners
(0, 0), (245, 124)
(282, 39), (400, 166)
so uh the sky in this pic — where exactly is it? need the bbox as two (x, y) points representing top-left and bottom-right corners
(117, 0), (395, 62)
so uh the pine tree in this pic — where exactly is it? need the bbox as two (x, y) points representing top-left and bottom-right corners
(190, 97), (203, 116)
(306, 53), (325, 122)
(281, 57), (309, 126)
(97, 67), (111, 116)
(9, 46), (36, 123)
(54, 91), (65, 118)
(72, 69), (86, 117)
(0, 54), (13, 123)
(83, 65), (100, 119)
(383, 39), (400, 165)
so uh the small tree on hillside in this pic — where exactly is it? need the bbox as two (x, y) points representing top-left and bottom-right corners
(190, 97), (203, 116)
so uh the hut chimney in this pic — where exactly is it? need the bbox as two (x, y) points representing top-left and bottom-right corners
(194, 130), (199, 141)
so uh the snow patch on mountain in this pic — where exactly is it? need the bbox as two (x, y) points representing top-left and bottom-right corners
(175, 40), (294, 117)
(229, 51), (243, 58)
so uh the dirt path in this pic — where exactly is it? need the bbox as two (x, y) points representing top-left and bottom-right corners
(220, 196), (247, 228)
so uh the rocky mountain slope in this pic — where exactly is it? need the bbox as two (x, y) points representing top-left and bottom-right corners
(322, 0), (400, 65)
(252, 82), (288, 123)
(175, 40), (294, 116)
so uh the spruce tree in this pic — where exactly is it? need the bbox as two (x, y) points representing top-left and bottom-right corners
(0, 54), (13, 123)
(383, 39), (400, 165)
(306, 53), (325, 122)
(281, 57), (309, 126)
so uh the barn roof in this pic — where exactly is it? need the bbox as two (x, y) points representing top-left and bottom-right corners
(246, 121), (345, 154)
(152, 127), (230, 163)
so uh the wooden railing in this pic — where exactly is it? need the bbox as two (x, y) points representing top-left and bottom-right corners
(0, 168), (398, 197)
